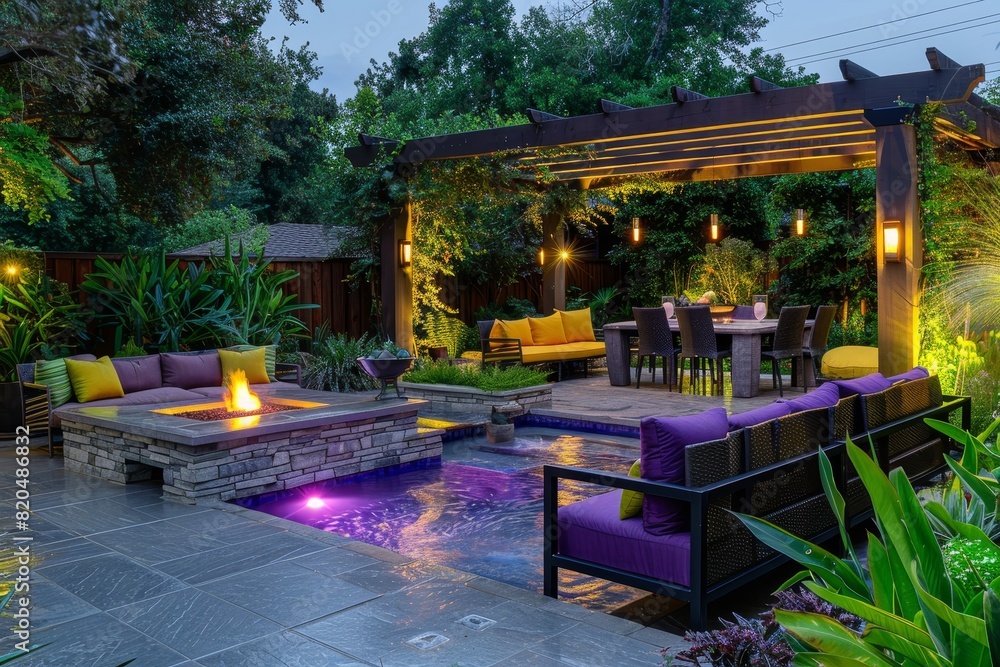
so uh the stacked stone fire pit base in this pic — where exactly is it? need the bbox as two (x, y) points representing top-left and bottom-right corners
(57, 388), (443, 504)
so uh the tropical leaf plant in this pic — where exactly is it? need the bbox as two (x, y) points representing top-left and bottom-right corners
(734, 433), (1000, 667)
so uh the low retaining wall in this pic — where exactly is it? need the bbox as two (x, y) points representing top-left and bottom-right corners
(398, 382), (552, 415)
(58, 391), (443, 503)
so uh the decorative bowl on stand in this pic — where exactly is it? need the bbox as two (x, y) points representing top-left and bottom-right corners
(356, 357), (413, 400)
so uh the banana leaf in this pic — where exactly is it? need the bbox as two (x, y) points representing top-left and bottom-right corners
(775, 610), (897, 666)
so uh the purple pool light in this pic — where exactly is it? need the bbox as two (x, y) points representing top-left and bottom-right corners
(305, 497), (326, 509)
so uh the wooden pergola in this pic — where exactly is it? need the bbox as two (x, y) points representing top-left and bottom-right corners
(346, 48), (1000, 376)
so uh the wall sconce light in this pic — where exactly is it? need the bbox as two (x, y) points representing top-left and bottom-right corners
(399, 240), (412, 267)
(709, 213), (720, 242)
(538, 248), (545, 265)
(882, 221), (902, 263)
(631, 217), (641, 243)
(559, 250), (569, 261)
(795, 208), (805, 236)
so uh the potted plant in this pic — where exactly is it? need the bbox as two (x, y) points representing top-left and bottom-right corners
(486, 409), (514, 443)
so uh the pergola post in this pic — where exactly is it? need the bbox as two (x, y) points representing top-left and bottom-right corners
(873, 122), (922, 377)
(380, 202), (414, 353)
(540, 213), (566, 315)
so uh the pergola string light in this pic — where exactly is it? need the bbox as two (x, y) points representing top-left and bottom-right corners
(347, 48), (1000, 376)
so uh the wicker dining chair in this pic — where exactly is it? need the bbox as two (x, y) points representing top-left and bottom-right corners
(761, 305), (810, 397)
(803, 304), (837, 387)
(632, 307), (680, 389)
(675, 305), (731, 395)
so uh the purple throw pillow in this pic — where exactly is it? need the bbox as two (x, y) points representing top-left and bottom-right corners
(640, 408), (729, 535)
(160, 352), (222, 389)
(112, 356), (163, 393)
(886, 366), (929, 384)
(728, 402), (792, 431)
(832, 373), (892, 398)
(784, 381), (841, 413)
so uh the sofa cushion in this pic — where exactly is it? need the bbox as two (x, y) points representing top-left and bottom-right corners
(490, 318), (534, 347)
(528, 313), (567, 346)
(558, 490), (692, 587)
(161, 352), (222, 389)
(640, 408), (729, 535)
(821, 346), (878, 379)
(112, 355), (163, 394)
(619, 460), (643, 520)
(728, 402), (792, 431)
(520, 342), (605, 364)
(65, 356), (125, 403)
(886, 366), (929, 384)
(832, 373), (892, 398)
(784, 381), (841, 413)
(557, 308), (596, 343)
(219, 347), (270, 385)
(226, 345), (278, 381)
(34, 354), (98, 407)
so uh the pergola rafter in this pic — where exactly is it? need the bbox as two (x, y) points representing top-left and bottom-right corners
(348, 49), (1000, 373)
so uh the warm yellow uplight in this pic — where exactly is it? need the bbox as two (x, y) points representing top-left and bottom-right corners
(631, 217), (641, 243)
(709, 213), (720, 242)
(560, 250), (569, 261)
(538, 248), (545, 265)
(223, 369), (261, 412)
(795, 209), (805, 236)
(883, 221), (902, 263)
(6, 266), (18, 276)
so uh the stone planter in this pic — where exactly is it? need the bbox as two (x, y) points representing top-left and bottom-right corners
(397, 381), (552, 415)
(486, 422), (515, 443)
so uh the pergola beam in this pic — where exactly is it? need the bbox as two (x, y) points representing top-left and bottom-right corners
(840, 59), (878, 81)
(600, 99), (633, 113)
(749, 76), (782, 93)
(671, 86), (709, 104)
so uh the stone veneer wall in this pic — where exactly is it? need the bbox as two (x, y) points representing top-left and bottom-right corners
(61, 410), (442, 504)
(397, 382), (552, 415)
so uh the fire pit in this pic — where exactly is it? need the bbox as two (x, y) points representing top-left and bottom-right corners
(157, 369), (304, 422)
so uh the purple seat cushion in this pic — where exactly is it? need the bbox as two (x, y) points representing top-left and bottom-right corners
(784, 381), (841, 413)
(832, 373), (892, 398)
(51, 387), (206, 427)
(558, 490), (692, 586)
(886, 366), (929, 384)
(640, 408), (729, 535)
(731, 305), (756, 320)
(112, 356), (163, 393)
(728, 402), (792, 431)
(161, 352), (222, 389)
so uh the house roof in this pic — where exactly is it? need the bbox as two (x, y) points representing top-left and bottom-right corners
(171, 223), (352, 260)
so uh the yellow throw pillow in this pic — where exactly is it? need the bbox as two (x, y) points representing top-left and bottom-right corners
(218, 347), (270, 385)
(500, 318), (534, 346)
(64, 356), (125, 403)
(557, 308), (596, 343)
(527, 313), (567, 346)
(619, 459), (643, 520)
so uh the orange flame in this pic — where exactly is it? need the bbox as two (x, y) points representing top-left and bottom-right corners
(224, 369), (261, 412)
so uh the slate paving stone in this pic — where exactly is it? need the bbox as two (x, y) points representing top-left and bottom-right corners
(88, 520), (229, 565)
(197, 630), (373, 667)
(197, 560), (379, 626)
(19, 575), (101, 631)
(335, 561), (458, 595)
(489, 650), (572, 667)
(28, 482), (134, 510)
(28, 612), (188, 667)
(286, 545), (381, 575)
(109, 589), (282, 660)
(31, 536), (112, 569)
(0, 509), (80, 543)
(528, 622), (665, 666)
(35, 497), (159, 534)
(154, 531), (332, 585)
(164, 510), (287, 544)
(38, 552), (187, 610)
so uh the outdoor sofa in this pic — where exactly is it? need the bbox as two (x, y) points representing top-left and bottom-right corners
(478, 308), (606, 378)
(542, 367), (970, 629)
(18, 348), (302, 455)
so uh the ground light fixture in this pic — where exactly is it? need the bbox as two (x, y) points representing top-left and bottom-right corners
(631, 217), (641, 243)
(795, 208), (805, 236)
(709, 213), (720, 242)
(399, 239), (412, 267)
(882, 220), (902, 263)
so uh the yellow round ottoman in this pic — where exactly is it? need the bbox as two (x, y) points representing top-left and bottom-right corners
(821, 346), (879, 379)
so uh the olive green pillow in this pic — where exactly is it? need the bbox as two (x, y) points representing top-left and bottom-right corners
(34, 358), (72, 408)
(226, 345), (277, 381)
(619, 459), (643, 520)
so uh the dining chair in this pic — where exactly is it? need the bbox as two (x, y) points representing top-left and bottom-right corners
(632, 307), (680, 389)
(761, 305), (810, 397)
(675, 305), (731, 395)
(802, 304), (837, 387)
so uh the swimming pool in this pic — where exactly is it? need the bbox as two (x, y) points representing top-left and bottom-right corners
(240, 427), (645, 611)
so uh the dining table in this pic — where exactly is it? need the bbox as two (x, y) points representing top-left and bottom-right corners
(603, 317), (814, 398)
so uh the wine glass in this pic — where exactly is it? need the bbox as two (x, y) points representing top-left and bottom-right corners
(662, 300), (674, 319)
(753, 296), (767, 321)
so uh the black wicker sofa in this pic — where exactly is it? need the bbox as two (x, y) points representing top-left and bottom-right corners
(542, 369), (970, 630)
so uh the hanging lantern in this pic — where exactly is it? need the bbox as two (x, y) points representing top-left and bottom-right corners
(631, 217), (641, 243)
(795, 208), (805, 236)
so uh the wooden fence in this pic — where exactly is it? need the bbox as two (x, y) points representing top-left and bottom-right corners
(44, 252), (624, 344)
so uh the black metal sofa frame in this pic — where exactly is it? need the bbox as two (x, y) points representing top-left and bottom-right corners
(542, 375), (971, 630)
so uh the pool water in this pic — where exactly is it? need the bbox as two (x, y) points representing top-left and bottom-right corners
(245, 427), (645, 611)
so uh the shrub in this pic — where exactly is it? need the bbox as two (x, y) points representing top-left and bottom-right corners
(693, 238), (771, 306)
(669, 614), (793, 667)
(404, 361), (548, 391)
(300, 331), (379, 393)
